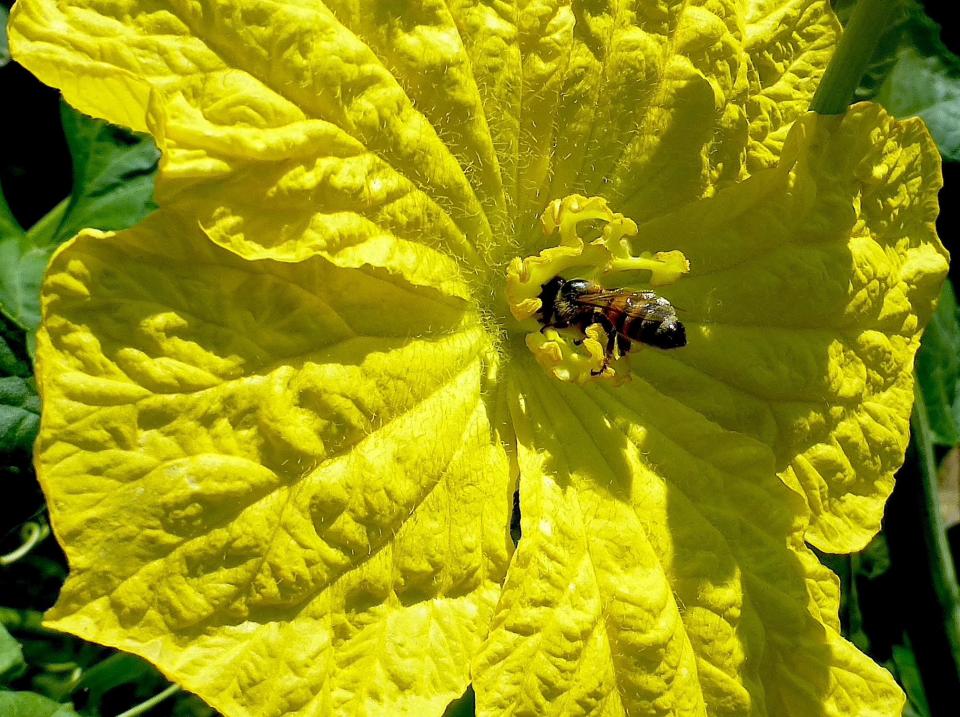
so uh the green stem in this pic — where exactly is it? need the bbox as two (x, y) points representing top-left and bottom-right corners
(911, 390), (960, 663)
(810, 0), (899, 114)
(114, 684), (181, 717)
(41, 661), (81, 674)
(0, 607), (49, 634)
(0, 522), (46, 565)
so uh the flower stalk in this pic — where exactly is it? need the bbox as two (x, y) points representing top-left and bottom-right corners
(115, 685), (181, 717)
(909, 390), (960, 700)
(811, 0), (899, 114)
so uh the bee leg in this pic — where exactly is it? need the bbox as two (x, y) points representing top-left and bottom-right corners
(585, 315), (617, 376)
(588, 324), (617, 376)
(591, 354), (612, 376)
(605, 328), (618, 359)
(540, 317), (568, 334)
(537, 305), (554, 329)
(616, 335), (631, 358)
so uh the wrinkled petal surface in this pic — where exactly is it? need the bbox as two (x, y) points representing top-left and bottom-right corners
(630, 104), (947, 551)
(473, 104), (944, 717)
(474, 356), (903, 716)
(35, 216), (512, 716)
(9, 0), (837, 260)
(8, 0), (949, 715)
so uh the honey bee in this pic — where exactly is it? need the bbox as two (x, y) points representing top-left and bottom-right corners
(537, 276), (686, 374)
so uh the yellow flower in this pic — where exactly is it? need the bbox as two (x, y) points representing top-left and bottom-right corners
(9, 1), (948, 715)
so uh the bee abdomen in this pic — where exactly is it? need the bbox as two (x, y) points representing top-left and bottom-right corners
(624, 315), (686, 349)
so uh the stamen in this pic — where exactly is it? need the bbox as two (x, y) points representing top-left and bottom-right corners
(506, 195), (690, 383)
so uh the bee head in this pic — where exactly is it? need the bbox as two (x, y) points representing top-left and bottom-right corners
(539, 276), (566, 303)
(537, 275), (568, 323)
(559, 279), (594, 301)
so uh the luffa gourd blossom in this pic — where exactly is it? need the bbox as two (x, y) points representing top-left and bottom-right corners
(8, 0), (949, 715)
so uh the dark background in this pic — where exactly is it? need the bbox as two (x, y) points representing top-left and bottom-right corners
(2, 0), (71, 229)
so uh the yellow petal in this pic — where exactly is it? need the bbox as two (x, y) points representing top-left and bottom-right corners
(502, 0), (838, 246)
(9, 0), (505, 267)
(34, 214), (512, 716)
(474, 356), (904, 716)
(9, 1), (838, 267)
(624, 103), (948, 551)
(9, 1), (945, 714)
(744, 0), (840, 171)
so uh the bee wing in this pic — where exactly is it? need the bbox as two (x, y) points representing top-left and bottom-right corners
(575, 290), (669, 319)
(573, 289), (650, 304)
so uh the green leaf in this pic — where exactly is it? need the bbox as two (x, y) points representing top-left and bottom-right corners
(835, 0), (960, 160)
(0, 183), (21, 238)
(0, 692), (80, 717)
(23, 199), (68, 249)
(915, 281), (960, 445)
(888, 640), (932, 717)
(0, 320), (30, 378)
(171, 694), (216, 717)
(0, 624), (26, 684)
(0, 103), (159, 331)
(0, 375), (41, 452)
(74, 652), (157, 710)
(0, 5), (10, 67)
(53, 101), (160, 245)
(0, 237), (55, 331)
(875, 46), (960, 161)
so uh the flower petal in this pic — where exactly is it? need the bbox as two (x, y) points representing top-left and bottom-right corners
(474, 356), (904, 716)
(9, 0), (510, 266)
(744, 0), (839, 171)
(496, 0), (837, 247)
(626, 104), (948, 551)
(34, 214), (512, 716)
(9, 0), (837, 266)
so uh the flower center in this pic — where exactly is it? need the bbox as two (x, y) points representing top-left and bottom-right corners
(506, 195), (690, 384)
